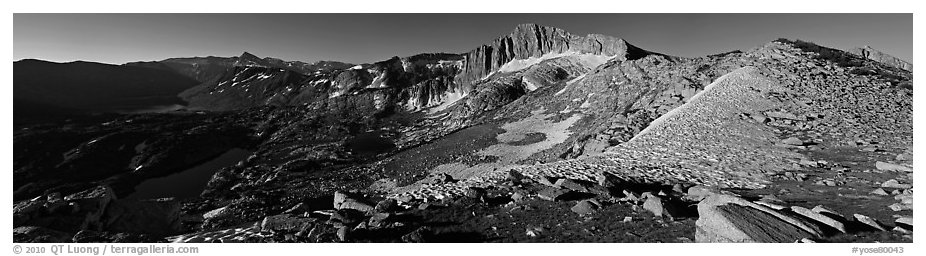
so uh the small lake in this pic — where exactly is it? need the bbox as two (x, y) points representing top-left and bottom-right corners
(126, 148), (252, 200)
(346, 131), (396, 156)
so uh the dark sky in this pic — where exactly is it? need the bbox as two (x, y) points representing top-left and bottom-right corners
(14, 13), (912, 65)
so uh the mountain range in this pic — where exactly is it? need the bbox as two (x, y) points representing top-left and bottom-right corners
(13, 23), (913, 243)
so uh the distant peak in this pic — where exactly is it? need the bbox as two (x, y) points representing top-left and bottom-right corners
(239, 51), (261, 59)
(235, 51), (271, 67)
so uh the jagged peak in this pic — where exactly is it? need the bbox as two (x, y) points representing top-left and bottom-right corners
(239, 51), (259, 59)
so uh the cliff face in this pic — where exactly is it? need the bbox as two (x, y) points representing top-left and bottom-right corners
(455, 24), (648, 87)
(847, 46), (912, 71)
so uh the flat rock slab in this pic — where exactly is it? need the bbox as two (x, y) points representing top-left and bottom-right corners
(696, 194), (822, 243)
(875, 161), (912, 172)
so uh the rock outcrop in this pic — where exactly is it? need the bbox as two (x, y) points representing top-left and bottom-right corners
(101, 198), (183, 236)
(695, 194), (822, 242)
(847, 46), (912, 72)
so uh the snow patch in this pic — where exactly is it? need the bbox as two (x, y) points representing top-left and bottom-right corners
(350, 65), (363, 70)
(521, 77), (539, 91)
(554, 74), (587, 96)
(579, 93), (595, 109)
(427, 90), (467, 114)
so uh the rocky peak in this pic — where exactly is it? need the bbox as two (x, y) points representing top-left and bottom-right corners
(235, 51), (270, 67)
(456, 23), (649, 86)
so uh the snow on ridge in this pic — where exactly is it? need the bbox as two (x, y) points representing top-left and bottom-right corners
(554, 74), (586, 96)
(427, 89), (467, 114)
(521, 77), (539, 91)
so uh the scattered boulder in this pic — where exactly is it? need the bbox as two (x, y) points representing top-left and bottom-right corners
(888, 203), (912, 212)
(536, 176), (558, 187)
(373, 199), (398, 213)
(875, 162), (912, 172)
(260, 214), (313, 233)
(751, 112), (770, 123)
(780, 137), (804, 146)
(684, 186), (720, 201)
(852, 214), (887, 231)
(333, 191), (374, 213)
(595, 171), (624, 188)
(894, 217), (912, 230)
(537, 187), (571, 201)
(790, 206), (847, 234)
(525, 226), (545, 237)
(881, 179), (912, 189)
(555, 178), (590, 193)
(622, 190), (642, 202)
(367, 213), (392, 228)
(570, 199), (601, 215)
(870, 188), (889, 196)
(203, 206), (229, 220)
(810, 205), (844, 218)
(642, 193), (682, 218)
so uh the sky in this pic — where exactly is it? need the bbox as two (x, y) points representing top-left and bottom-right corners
(13, 13), (913, 65)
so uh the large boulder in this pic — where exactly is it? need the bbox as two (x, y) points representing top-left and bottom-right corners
(101, 198), (182, 236)
(642, 193), (684, 218)
(333, 191), (375, 213)
(63, 185), (116, 232)
(875, 161), (912, 172)
(259, 214), (314, 233)
(695, 194), (823, 243)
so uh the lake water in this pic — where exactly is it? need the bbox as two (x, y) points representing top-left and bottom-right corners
(114, 104), (186, 114)
(126, 148), (252, 200)
(345, 131), (396, 156)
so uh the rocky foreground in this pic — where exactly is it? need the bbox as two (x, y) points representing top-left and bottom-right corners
(13, 24), (912, 243)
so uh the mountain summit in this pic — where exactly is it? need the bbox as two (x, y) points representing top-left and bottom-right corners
(457, 23), (649, 85)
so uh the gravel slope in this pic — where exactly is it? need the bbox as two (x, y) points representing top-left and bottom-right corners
(395, 66), (802, 200)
